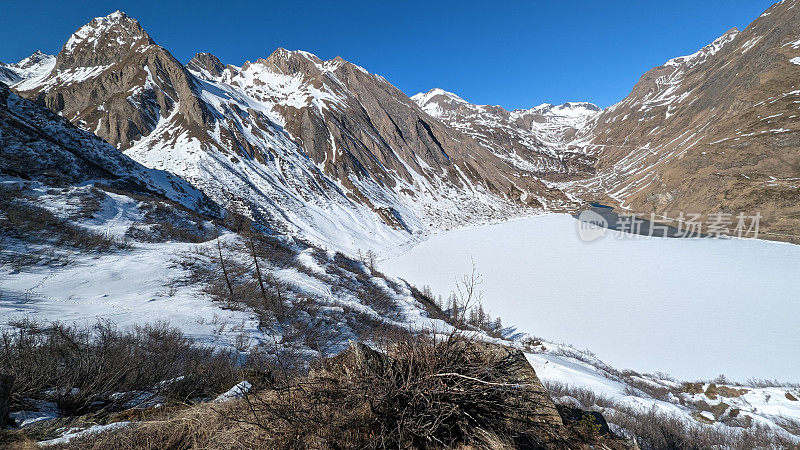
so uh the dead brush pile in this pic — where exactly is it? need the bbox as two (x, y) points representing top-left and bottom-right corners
(48, 333), (634, 449)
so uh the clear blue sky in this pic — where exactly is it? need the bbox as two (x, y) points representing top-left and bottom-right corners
(0, 0), (777, 109)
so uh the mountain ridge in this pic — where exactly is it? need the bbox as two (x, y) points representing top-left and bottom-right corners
(411, 88), (600, 181)
(7, 1), (800, 244)
(9, 11), (584, 253)
(569, 0), (800, 242)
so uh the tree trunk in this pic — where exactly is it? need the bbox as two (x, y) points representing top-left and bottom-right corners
(217, 237), (234, 299)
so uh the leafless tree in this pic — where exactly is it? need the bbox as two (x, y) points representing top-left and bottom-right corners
(215, 231), (234, 300)
(452, 261), (484, 326)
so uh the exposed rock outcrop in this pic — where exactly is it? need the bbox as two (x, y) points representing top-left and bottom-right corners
(308, 341), (637, 449)
(16, 11), (214, 150)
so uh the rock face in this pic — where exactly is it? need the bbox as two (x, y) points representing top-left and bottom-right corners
(320, 341), (563, 428)
(219, 48), (577, 207)
(310, 341), (389, 381)
(186, 52), (226, 79)
(572, 0), (800, 242)
(16, 11), (213, 150)
(412, 88), (599, 181)
(470, 341), (564, 427)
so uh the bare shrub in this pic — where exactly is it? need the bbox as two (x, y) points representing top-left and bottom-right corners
(68, 186), (105, 219)
(605, 405), (798, 450)
(356, 282), (401, 319)
(447, 262), (484, 326)
(543, 380), (617, 409)
(0, 320), (239, 417)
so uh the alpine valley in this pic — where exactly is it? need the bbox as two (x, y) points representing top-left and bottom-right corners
(1, 1), (800, 448)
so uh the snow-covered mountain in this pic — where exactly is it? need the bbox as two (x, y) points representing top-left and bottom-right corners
(3, 3), (800, 445)
(511, 101), (601, 148)
(11, 11), (583, 254)
(571, 0), (800, 242)
(412, 88), (599, 181)
(0, 51), (55, 86)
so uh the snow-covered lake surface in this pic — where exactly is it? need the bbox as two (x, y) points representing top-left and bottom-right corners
(380, 214), (800, 382)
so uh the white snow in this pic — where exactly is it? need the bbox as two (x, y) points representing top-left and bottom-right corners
(0, 51), (56, 88)
(740, 36), (763, 54)
(9, 401), (59, 427)
(214, 381), (252, 402)
(665, 28), (739, 68)
(0, 183), (451, 354)
(37, 421), (131, 446)
(17, 64), (112, 91)
(790, 57), (800, 66)
(0, 238), (262, 347)
(381, 214), (800, 382)
(63, 10), (145, 54)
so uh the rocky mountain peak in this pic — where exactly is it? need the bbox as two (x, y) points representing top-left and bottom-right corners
(13, 11), (215, 150)
(0, 51), (56, 86)
(255, 48), (326, 76)
(187, 52), (225, 79)
(561, 102), (601, 112)
(412, 88), (468, 105)
(56, 10), (154, 70)
(517, 102), (601, 119)
(15, 50), (53, 69)
(247, 49), (372, 82)
(411, 88), (487, 120)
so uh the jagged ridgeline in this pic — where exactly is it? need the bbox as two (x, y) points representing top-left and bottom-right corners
(4, 11), (588, 255)
(2, 1), (800, 447)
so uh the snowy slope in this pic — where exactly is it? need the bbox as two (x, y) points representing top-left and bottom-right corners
(526, 348), (800, 443)
(0, 179), (450, 354)
(0, 83), (212, 213)
(512, 102), (601, 148)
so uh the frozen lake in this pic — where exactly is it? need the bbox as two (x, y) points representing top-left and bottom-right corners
(380, 214), (800, 382)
